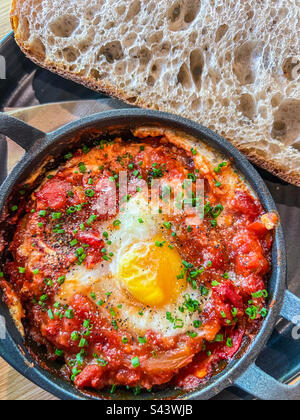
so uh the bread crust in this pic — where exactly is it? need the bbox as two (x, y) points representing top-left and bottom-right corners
(10, 0), (300, 186)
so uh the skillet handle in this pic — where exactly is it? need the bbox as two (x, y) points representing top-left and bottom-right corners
(0, 112), (45, 152)
(235, 290), (300, 400)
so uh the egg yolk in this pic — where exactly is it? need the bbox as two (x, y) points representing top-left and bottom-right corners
(118, 236), (186, 307)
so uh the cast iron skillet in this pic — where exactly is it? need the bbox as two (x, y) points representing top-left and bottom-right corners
(0, 109), (300, 400)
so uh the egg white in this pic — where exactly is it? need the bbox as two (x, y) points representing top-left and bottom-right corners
(57, 194), (209, 337)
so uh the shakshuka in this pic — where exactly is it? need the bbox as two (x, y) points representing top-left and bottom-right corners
(0, 126), (277, 395)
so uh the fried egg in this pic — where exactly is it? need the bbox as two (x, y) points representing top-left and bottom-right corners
(57, 194), (208, 337)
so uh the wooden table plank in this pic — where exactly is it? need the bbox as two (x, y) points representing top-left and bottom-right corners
(0, 0), (11, 39)
(0, 359), (57, 400)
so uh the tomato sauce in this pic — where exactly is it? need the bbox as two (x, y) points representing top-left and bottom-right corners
(0, 133), (277, 395)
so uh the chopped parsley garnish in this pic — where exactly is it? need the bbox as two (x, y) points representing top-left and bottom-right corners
(188, 173), (197, 182)
(251, 290), (268, 299)
(112, 320), (118, 330)
(79, 338), (88, 348)
(138, 336), (147, 345)
(55, 349), (64, 357)
(260, 308), (268, 318)
(71, 332), (80, 341)
(52, 212), (62, 220)
(86, 214), (98, 226)
(187, 331), (198, 338)
(65, 309), (74, 319)
(200, 286), (209, 296)
(173, 319), (184, 329)
(211, 281), (220, 287)
(85, 189), (95, 197)
(48, 310), (54, 320)
(64, 153), (73, 160)
(57, 275), (65, 285)
(148, 163), (166, 179)
(231, 308), (238, 317)
(214, 334), (224, 342)
(183, 294), (200, 313)
(226, 338), (233, 348)
(83, 319), (91, 328)
(214, 162), (228, 174)
(131, 356), (140, 368)
(78, 162), (87, 173)
(155, 240), (166, 247)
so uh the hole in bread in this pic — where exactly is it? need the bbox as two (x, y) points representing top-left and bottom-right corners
(93, 16), (101, 26)
(78, 41), (91, 53)
(30, 38), (46, 60)
(127, 97), (138, 104)
(147, 75), (156, 87)
(168, 0), (201, 31)
(85, 7), (98, 21)
(62, 47), (80, 63)
(98, 41), (124, 63)
(190, 49), (204, 90)
(208, 68), (221, 84)
(192, 98), (201, 111)
(148, 31), (164, 45)
(170, 4), (181, 22)
(215, 24), (228, 42)
(152, 41), (171, 56)
(116, 5), (126, 16)
(126, 0), (141, 21)
(19, 18), (30, 41)
(115, 61), (127, 75)
(271, 93), (284, 108)
(47, 36), (55, 47)
(49, 15), (79, 38)
(247, 10), (255, 20)
(138, 47), (152, 66)
(177, 63), (192, 89)
(148, 60), (162, 85)
(282, 57), (300, 81)
(105, 22), (116, 30)
(258, 106), (268, 120)
(293, 141), (300, 152)
(233, 41), (261, 85)
(124, 33), (137, 48)
(238, 93), (256, 120)
(90, 68), (107, 80)
(272, 99), (300, 145)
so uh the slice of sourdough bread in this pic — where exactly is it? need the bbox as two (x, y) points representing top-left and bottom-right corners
(10, 0), (300, 185)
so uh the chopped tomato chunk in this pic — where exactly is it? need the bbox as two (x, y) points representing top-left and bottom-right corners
(36, 179), (71, 210)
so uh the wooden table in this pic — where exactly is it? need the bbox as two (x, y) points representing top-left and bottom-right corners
(0, 0), (11, 39)
(0, 0), (57, 400)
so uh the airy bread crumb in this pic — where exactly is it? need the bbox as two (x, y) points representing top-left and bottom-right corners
(10, 0), (300, 185)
